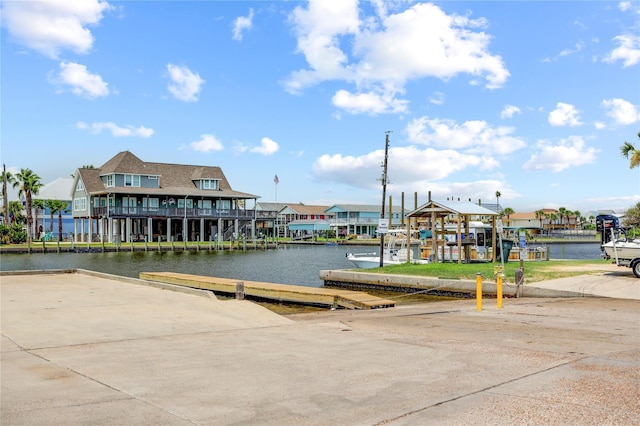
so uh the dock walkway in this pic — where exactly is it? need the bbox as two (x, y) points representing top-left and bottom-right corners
(140, 271), (395, 309)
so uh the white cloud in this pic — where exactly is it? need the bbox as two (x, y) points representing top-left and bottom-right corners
(603, 34), (640, 67)
(51, 62), (109, 98)
(548, 102), (583, 127)
(523, 136), (598, 172)
(250, 137), (279, 155)
(232, 8), (254, 41)
(76, 121), (153, 138)
(166, 64), (204, 102)
(1, 0), (112, 59)
(190, 134), (223, 152)
(405, 117), (526, 156)
(602, 98), (640, 125)
(500, 105), (521, 119)
(618, 2), (632, 12)
(312, 145), (483, 190)
(331, 89), (408, 115)
(286, 1), (509, 115)
(559, 41), (585, 57)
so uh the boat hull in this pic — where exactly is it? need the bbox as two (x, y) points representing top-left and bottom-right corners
(346, 254), (402, 269)
(602, 240), (640, 260)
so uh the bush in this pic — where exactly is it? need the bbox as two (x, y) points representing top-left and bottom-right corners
(0, 224), (27, 244)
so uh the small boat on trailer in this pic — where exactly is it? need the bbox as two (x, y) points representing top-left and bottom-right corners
(598, 214), (640, 278)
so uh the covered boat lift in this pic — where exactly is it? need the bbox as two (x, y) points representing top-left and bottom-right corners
(406, 199), (499, 264)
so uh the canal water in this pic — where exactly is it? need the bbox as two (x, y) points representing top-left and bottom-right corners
(0, 242), (602, 288)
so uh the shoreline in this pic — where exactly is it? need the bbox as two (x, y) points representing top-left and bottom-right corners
(0, 238), (600, 255)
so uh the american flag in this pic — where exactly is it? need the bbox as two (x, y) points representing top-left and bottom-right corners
(274, 174), (279, 185)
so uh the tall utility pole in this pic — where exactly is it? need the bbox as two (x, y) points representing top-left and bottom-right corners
(379, 131), (391, 267)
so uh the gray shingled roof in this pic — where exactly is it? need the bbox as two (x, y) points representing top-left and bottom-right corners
(78, 151), (257, 199)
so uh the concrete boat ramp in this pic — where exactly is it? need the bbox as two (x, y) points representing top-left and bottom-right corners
(2, 269), (639, 425)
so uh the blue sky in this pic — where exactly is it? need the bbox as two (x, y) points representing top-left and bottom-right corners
(1, 0), (639, 215)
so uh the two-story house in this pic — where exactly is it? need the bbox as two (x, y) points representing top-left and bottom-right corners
(71, 151), (258, 243)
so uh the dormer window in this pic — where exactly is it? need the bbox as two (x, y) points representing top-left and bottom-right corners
(105, 174), (114, 187)
(199, 179), (219, 190)
(124, 174), (140, 187)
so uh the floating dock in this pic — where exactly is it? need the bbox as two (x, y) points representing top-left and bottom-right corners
(139, 272), (395, 309)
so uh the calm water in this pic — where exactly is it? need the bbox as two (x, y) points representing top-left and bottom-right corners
(0, 242), (602, 288)
(0, 244), (359, 287)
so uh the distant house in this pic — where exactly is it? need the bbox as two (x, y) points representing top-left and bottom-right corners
(503, 211), (539, 230)
(254, 202), (287, 237)
(325, 204), (407, 237)
(71, 151), (258, 243)
(254, 202), (334, 238)
(276, 204), (332, 238)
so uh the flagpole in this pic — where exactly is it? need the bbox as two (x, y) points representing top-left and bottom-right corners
(273, 174), (279, 240)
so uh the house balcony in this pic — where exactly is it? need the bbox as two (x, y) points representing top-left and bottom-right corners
(92, 206), (256, 220)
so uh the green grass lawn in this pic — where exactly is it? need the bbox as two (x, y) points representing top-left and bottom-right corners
(363, 259), (614, 283)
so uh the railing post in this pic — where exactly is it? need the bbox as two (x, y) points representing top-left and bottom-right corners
(476, 273), (482, 311)
(235, 281), (245, 300)
(497, 273), (503, 309)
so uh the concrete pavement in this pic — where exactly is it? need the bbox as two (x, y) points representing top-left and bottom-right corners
(1, 270), (639, 425)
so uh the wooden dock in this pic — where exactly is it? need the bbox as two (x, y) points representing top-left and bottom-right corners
(139, 272), (395, 310)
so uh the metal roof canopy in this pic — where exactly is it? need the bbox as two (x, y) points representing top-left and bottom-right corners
(407, 200), (498, 219)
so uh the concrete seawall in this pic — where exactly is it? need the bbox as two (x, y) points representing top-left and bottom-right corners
(320, 267), (639, 299)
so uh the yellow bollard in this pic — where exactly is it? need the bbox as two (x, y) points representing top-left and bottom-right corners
(476, 273), (482, 311)
(497, 273), (503, 309)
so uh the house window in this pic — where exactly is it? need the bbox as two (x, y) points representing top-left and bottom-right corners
(76, 180), (84, 191)
(143, 198), (159, 211)
(216, 200), (231, 210)
(124, 174), (140, 187)
(200, 200), (212, 215)
(73, 197), (87, 211)
(105, 174), (114, 187)
(200, 179), (219, 190)
(177, 199), (193, 208)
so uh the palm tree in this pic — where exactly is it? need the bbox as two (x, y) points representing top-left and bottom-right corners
(32, 199), (45, 239)
(12, 168), (43, 244)
(573, 210), (581, 229)
(8, 201), (24, 224)
(502, 207), (515, 226)
(547, 212), (558, 232)
(535, 209), (545, 234)
(2, 164), (15, 226)
(620, 132), (640, 169)
(558, 207), (569, 229)
(47, 200), (69, 241)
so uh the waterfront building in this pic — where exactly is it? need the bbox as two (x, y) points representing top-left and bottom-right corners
(326, 204), (407, 238)
(71, 151), (258, 243)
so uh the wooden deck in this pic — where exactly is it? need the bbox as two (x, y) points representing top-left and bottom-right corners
(139, 272), (395, 310)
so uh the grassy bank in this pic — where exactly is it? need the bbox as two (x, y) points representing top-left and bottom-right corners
(364, 259), (615, 283)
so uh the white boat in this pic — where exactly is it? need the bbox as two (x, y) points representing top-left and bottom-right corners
(601, 236), (640, 278)
(346, 230), (426, 268)
(602, 238), (640, 261)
